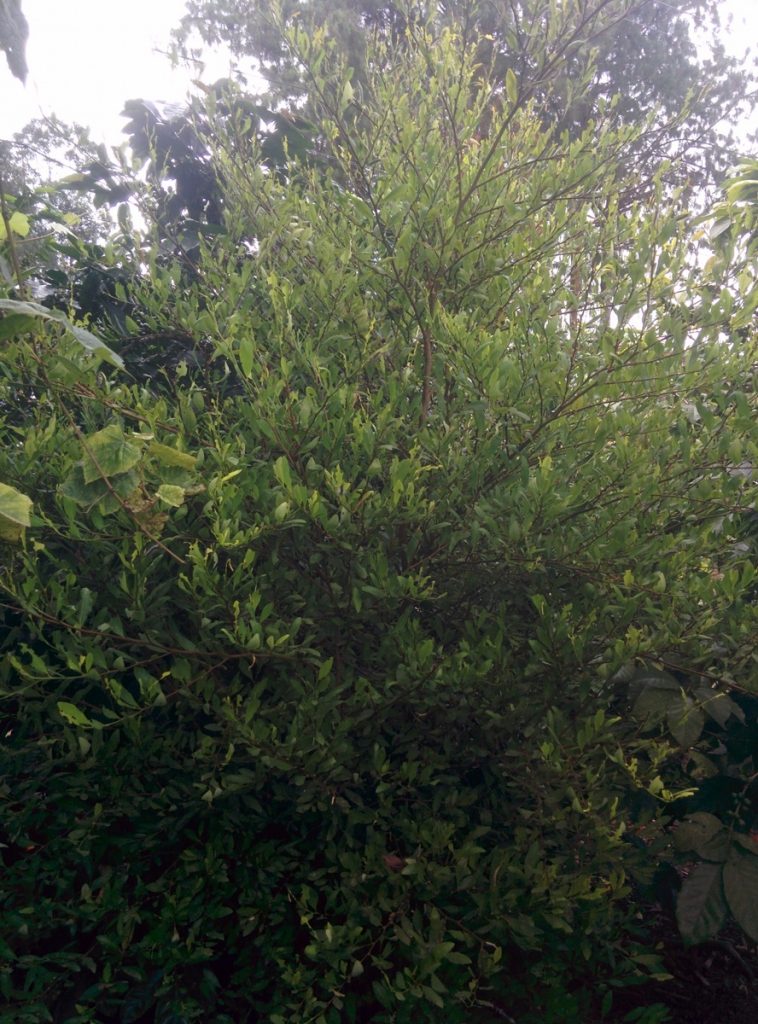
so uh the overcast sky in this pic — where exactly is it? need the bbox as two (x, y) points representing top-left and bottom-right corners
(0, 0), (234, 143)
(1, 0), (756, 149)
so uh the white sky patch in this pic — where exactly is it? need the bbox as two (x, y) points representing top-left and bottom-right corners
(0, 0), (755, 148)
(0, 0), (235, 144)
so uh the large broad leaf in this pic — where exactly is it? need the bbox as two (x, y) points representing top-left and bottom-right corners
(673, 813), (728, 861)
(81, 425), (142, 483)
(0, 210), (30, 239)
(631, 670), (680, 730)
(630, 669), (705, 745)
(695, 685), (745, 727)
(723, 850), (758, 942)
(0, 298), (123, 368)
(0, 482), (32, 542)
(60, 462), (140, 514)
(666, 693), (705, 748)
(676, 862), (728, 945)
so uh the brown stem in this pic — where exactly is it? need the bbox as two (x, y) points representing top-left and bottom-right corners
(420, 284), (438, 425)
(421, 324), (433, 423)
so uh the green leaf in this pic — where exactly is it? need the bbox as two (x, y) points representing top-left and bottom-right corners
(134, 666), (167, 706)
(0, 298), (124, 368)
(0, 482), (32, 542)
(673, 813), (728, 861)
(60, 462), (139, 513)
(81, 425), (142, 483)
(676, 862), (728, 944)
(57, 702), (94, 728)
(666, 694), (705, 748)
(505, 68), (518, 105)
(723, 850), (758, 942)
(318, 657), (334, 681)
(156, 484), (185, 507)
(238, 333), (254, 377)
(631, 672), (680, 729)
(0, 210), (30, 239)
(149, 442), (197, 470)
(695, 686), (744, 727)
(273, 456), (292, 488)
(105, 678), (139, 710)
(629, 673), (706, 746)
(77, 587), (94, 627)
(0, 313), (37, 339)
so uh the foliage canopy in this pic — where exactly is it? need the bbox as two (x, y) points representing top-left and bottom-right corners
(0, 4), (757, 1023)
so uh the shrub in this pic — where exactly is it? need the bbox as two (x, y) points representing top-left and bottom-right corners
(1, 19), (755, 1024)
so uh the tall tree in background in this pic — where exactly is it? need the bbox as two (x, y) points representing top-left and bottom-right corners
(174, 0), (755, 192)
(0, 118), (130, 321)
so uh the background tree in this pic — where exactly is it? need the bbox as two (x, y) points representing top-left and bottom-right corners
(1, 116), (115, 300)
(174, 0), (756, 192)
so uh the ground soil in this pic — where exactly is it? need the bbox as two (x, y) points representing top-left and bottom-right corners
(614, 916), (758, 1023)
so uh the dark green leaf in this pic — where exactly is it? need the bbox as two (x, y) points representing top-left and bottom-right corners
(723, 850), (758, 942)
(676, 862), (728, 944)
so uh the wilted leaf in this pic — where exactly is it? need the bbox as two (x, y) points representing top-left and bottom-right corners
(631, 671), (681, 730)
(709, 217), (732, 241)
(383, 854), (406, 872)
(629, 668), (680, 699)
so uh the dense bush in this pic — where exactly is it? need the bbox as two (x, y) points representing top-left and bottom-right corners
(1, 17), (756, 1024)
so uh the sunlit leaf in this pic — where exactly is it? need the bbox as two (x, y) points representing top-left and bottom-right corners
(156, 484), (185, 507)
(57, 702), (94, 728)
(0, 482), (32, 542)
(505, 67), (518, 105)
(0, 210), (30, 239)
(149, 442), (196, 470)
